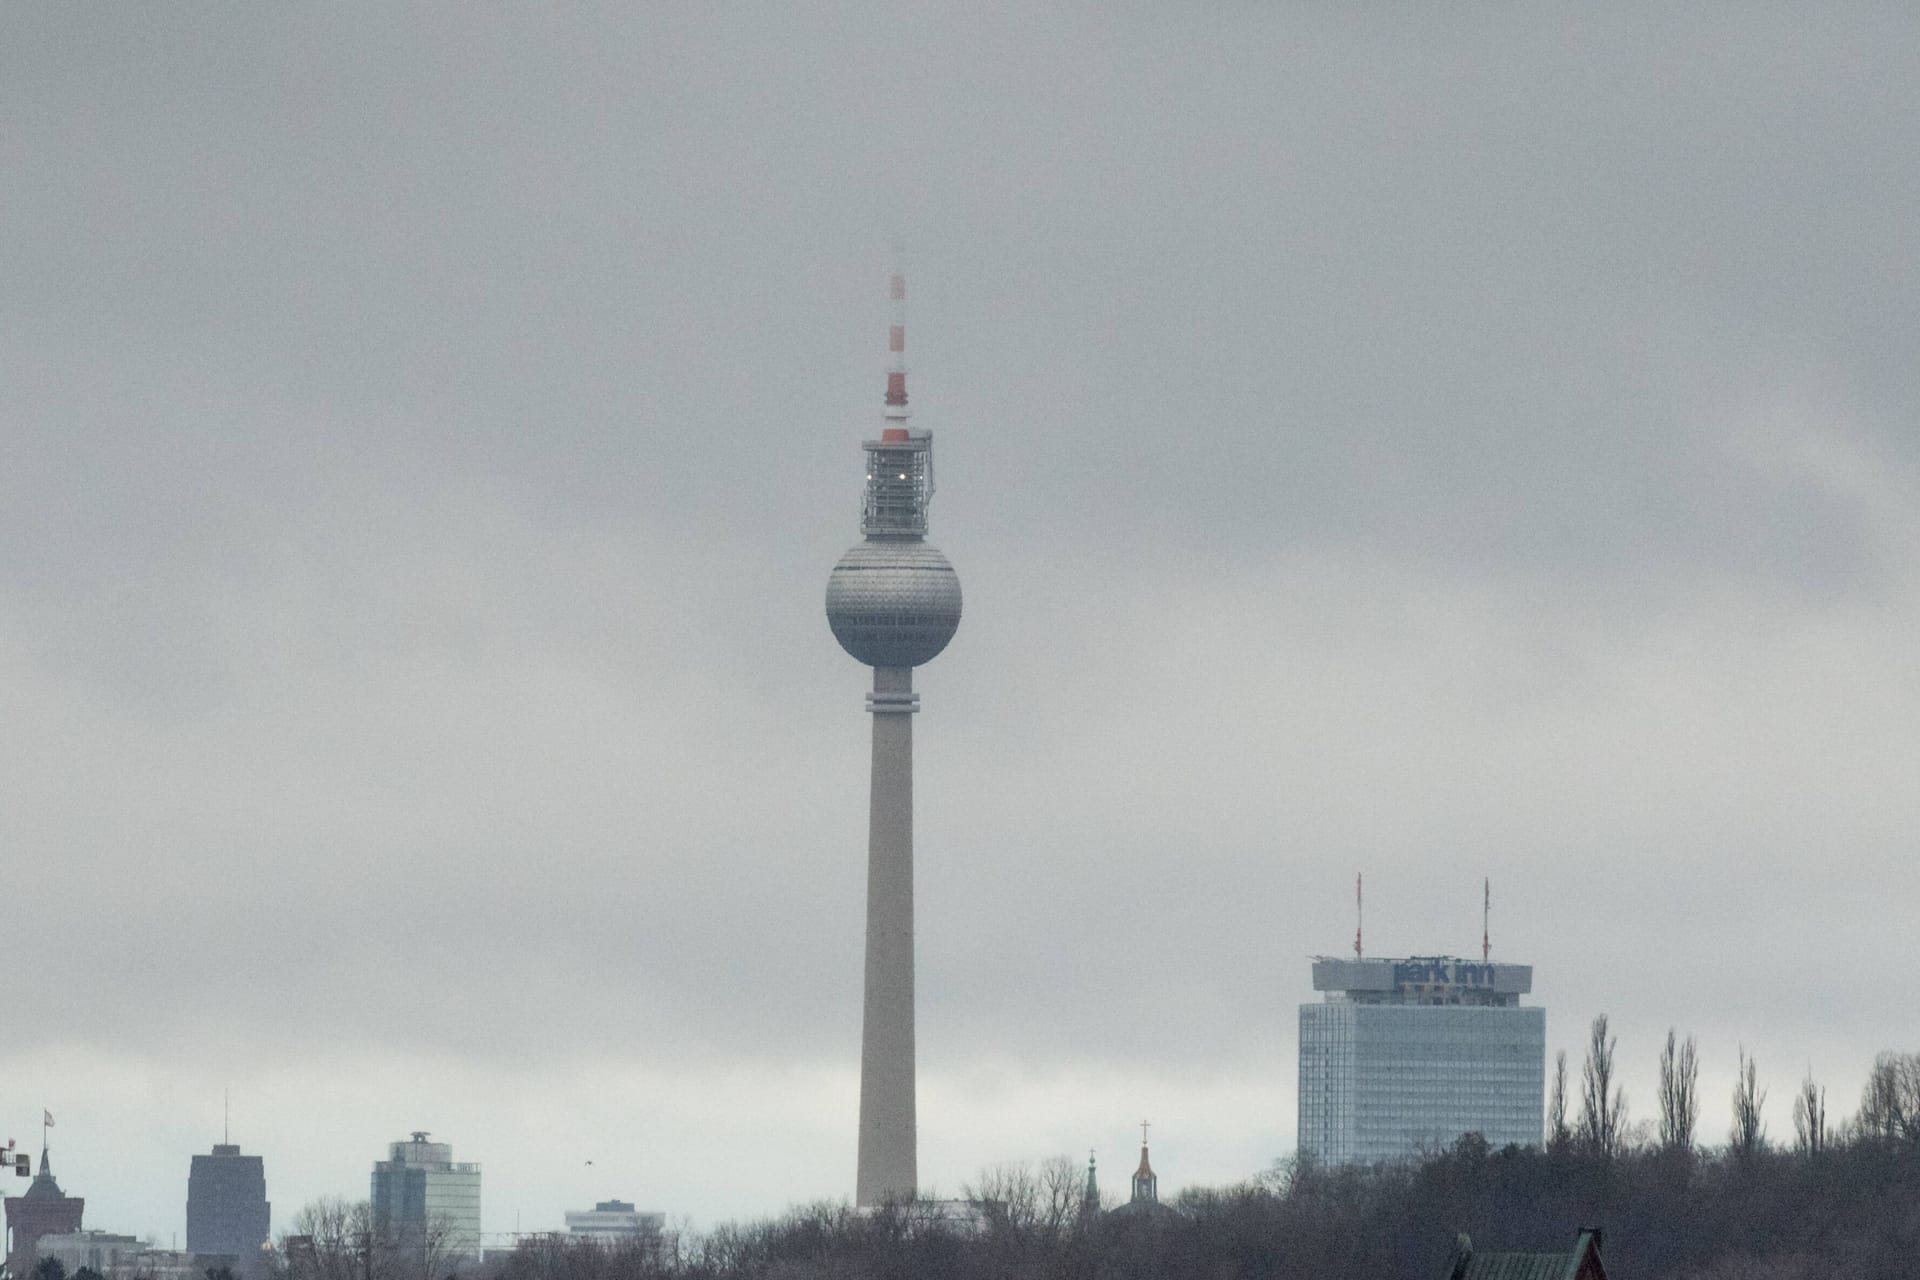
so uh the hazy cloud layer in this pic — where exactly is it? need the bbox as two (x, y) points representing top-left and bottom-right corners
(2, 1), (1917, 1239)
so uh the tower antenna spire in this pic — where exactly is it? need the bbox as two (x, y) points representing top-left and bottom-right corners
(885, 244), (909, 427)
(1482, 878), (1490, 963)
(1354, 873), (1363, 959)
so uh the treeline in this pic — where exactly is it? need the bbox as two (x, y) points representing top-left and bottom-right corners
(393, 1045), (1920, 1280)
(493, 1104), (1920, 1280)
(487, 1128), (1920, 1280)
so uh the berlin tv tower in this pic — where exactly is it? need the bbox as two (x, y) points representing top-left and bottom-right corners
(824, 259), (962, 1207)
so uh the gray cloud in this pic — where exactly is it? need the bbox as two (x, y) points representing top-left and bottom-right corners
(2, 0), (1917, 1240)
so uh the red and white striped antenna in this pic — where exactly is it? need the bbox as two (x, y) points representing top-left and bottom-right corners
(884, 245), (909, 437)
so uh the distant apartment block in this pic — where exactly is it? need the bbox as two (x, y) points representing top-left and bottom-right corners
(371, 1133), (481, 1262)
(186, 1143), (271, 1270)
(1298, 956), (1544, 1165)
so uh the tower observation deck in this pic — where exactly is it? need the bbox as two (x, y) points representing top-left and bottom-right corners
(824, 263), (961, 1207)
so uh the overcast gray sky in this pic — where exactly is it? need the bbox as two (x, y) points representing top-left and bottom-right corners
(3, 0), (1918, 1241)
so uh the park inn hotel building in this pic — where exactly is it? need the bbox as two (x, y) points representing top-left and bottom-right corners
(1298, 957), (1545, 1165)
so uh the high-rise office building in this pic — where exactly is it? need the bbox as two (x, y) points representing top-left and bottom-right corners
(824, 262), (963, 1207)
(1298, 956), (1544, 1165)
(186, 1142), (270, 1269)
(370, 1133), (481, 1262)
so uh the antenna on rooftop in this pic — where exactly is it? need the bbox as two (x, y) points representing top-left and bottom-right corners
(1354, 873), (1363, 959)
(1482, 878), (1490, 963)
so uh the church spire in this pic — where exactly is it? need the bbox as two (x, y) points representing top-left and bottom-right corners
(1080, 1150), (1100, 1219)
(1131, 1121), (1157, 1205)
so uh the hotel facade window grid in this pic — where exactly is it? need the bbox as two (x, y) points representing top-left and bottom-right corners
(1298, 957), (1544, 1165)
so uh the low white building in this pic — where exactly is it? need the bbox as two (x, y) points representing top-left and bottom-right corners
(562, 1200), (664, 1243)
(36, 1233), (201, 1280)
(37, 1231), (142, 1275)
(37, 1228), (204, 1280)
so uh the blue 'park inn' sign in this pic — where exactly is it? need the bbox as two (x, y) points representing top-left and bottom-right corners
(1394, 958), (1499, 987)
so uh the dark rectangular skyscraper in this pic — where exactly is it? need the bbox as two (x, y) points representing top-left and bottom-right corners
(186, 1144), (270, 1270)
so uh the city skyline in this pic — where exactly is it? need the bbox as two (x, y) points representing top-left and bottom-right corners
(4, 0), (1919, 1246)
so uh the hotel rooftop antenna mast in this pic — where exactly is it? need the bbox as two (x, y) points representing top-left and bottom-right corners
(826, 250), (963, 1208)
(1354, 874), (1363, 960)
(1482, 878), (1490, 963)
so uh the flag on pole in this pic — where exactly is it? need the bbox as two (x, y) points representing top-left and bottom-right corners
(42, 1111), (53, 1128)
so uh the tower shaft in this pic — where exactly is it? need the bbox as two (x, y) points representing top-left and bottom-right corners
(857, 664), (918, 1206)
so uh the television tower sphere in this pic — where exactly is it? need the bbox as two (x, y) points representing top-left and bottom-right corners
(825, 540), (962, 669)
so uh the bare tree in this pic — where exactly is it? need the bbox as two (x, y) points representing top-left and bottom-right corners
(1547, 1050), (1571, 1154)
(1658, 1028), (1700, 1155)
(1730, 1045), (1768, 1161)
(963, 1154), (1089, 1241)
(1857, 1051), (1920, 1144)
(280, 1199), (464, 1280)
(495, 1232), (674, 1280)
(1792, 1068), (1828, 1157)
(284, 1197), (376, 1280)
(963, 1161), (1043, 1232)
(1578, 1014), (1628, 1158)
(1035, 1155), (1087, 1235)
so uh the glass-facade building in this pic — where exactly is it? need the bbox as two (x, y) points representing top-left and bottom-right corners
(1298, 957), (1544, 1165)
(371, 1134), (481, 1263)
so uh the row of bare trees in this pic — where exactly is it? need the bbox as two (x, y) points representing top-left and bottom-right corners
(276, 1198), (468, 1280)
(485, 1120), (1920, 1280)
(1548, 1016), (1919, 1161)
(959, 1156), (1090, 1237)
